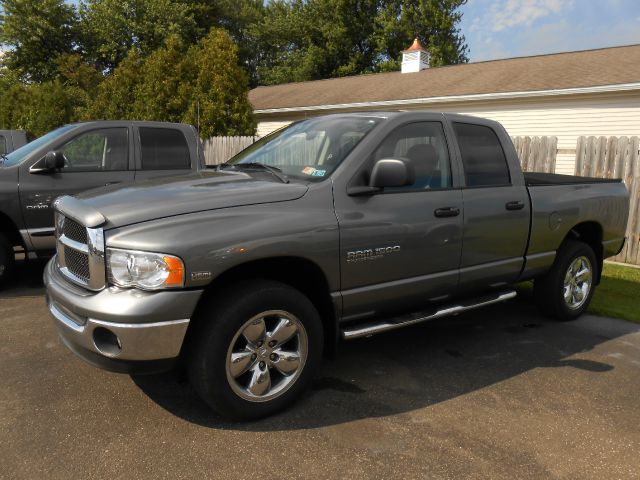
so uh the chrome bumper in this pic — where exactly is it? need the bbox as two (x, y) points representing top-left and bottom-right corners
(44, 258), (203, 372)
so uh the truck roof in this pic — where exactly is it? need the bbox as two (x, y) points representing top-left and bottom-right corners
(62, 120), (197, 129)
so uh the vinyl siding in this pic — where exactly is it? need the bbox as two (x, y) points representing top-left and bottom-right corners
(256, 91), (640, 175)
(256, 121), (292, 137)
(436, 93), (640, 174)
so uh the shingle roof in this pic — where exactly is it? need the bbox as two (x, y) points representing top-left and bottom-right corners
(249, 45), (640, 112)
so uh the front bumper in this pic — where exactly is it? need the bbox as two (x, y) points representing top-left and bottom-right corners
(44, 258), (203, 374)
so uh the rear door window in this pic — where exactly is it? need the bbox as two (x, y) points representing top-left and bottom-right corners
(453, 122), (510, 187)
(139, 128), (190, 170)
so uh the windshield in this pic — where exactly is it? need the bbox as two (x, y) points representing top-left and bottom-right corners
(226, 116), (381, 181)
(2, 125), (76, 167)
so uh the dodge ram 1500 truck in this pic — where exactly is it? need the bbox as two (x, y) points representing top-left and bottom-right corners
(0, 121), (204, 285)
(44, 112), (629, 420)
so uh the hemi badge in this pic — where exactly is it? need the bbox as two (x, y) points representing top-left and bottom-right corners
(191, 271), (212, 281)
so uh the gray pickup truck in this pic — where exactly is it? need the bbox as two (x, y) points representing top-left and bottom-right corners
(44, 112), (629, 420)
(0, 121), (203, 284)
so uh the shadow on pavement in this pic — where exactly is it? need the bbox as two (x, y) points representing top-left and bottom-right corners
(0, 260), (46, 298)
(132, 298), (623, 431)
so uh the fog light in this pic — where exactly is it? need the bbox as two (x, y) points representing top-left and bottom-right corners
(93, 327), (122, 357)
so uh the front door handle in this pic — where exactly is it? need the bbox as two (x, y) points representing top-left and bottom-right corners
(434, 207), (460, 218)
(505, 200), (525, 211)
(105, 181), (121, 186)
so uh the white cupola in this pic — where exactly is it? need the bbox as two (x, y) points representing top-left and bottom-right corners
(401, 38), (430, 73)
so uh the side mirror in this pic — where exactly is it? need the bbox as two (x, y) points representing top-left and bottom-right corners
(370, 158), (415, 188)
(44, 151), (66, 171)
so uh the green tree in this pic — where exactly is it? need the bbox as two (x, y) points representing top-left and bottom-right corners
(55, 53), (102, 116)
(20, 81), (75, 137)
(183, 28), (255, 137)
(0, 70), (27, 130)
(131, 34), (191, 122)
(84, 29), (255, 137)
(375, 0), (469, 70)
(186, 0), (266, 86)
(81, 49), (144, 120)
(79, 0), (197, 71)
(0, 78), (74, 137)
(254, 0), (468, 85)
(0, 0), (79, 82)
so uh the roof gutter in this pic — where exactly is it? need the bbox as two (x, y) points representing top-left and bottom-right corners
(253, 82), (640, 114)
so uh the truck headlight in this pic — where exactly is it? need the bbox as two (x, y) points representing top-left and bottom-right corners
(107, 248), (185, 290)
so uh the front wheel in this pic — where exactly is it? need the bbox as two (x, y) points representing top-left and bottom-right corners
(534, 239), (598, 321)
(188, 279), (323, 420)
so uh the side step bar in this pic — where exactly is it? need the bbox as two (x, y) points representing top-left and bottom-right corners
(341, 290), (517, 340)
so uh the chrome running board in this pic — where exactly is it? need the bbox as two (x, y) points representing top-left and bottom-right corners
(341, 290), (517, 340)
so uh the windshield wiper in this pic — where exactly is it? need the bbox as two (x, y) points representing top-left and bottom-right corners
(0, 153), (8, 166)
(220, 162), (289, 184)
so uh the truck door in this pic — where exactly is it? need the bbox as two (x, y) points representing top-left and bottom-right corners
(451, 121), (530, 291)
(133, 127), (194, 181)
(334, 121), (464, 321)
(19, 127), (134, 251)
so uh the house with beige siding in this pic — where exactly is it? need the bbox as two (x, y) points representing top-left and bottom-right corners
(248, 43), (640, 175)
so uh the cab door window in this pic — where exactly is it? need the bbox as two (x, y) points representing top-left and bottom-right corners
(373, 122), (452, 191)
(60, 128), (129, 171)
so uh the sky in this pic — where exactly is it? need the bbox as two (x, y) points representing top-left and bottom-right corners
(460, 0), (640, 62)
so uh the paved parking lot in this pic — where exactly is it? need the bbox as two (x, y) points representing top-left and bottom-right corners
(2, 261), (640, 479)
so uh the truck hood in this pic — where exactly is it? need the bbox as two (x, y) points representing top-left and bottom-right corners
(77, 170), (309, 228)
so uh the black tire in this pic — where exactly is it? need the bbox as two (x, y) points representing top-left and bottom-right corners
(188, 279), (323, 420)
(0, 233), (15, 287)
(533, 239), (598, 321)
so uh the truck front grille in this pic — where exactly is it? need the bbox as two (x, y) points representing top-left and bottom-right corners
(63, 246), (90, 283)
(54, 212), (106, 291)
(62, 218), (88, 244)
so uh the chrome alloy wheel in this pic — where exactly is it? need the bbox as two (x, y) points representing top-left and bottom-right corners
(225, 310), (308, 402)
(563, 256), (593, 310)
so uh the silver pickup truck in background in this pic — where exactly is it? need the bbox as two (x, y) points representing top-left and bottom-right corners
(0, 121), (204, 285)
(44, 112), (629, 420)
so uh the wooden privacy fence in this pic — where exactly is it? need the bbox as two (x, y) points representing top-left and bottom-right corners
(202, 136), (258, 165)
(209, 134), (561, 172)
(511, 136), (557, 173)
(574, 136), (640, 266)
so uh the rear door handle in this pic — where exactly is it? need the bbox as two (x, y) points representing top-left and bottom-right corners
(434, 207), (460, 218)
(505, 200), (525, 211)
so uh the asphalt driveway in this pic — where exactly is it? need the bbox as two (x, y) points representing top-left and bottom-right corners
(2, 261), (640, 479)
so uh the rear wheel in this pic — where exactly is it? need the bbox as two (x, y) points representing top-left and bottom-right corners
(0, 233), (15, 286)
(188, 279), (323, 420)
(534, 239), (597, 321)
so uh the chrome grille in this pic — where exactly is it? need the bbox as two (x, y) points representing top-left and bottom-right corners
(63, 246), (90, 283)
(54, 210), (106, 291)
(62, 218), (87, 244)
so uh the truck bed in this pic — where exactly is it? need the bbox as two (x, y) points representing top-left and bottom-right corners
(524, 172), (623, 186)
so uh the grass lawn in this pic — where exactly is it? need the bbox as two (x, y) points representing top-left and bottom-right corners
(589, 262), (640, 324)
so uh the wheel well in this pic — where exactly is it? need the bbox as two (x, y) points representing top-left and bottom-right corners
(0, 212), (24, 248)
(565, 221), (603, 283)
(195, 257), (338, 357)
